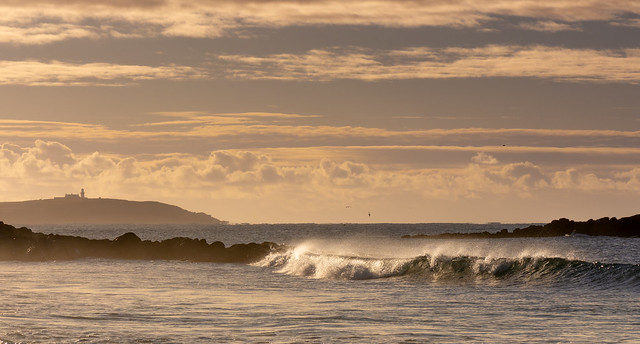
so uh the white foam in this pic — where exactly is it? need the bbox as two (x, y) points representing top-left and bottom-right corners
(256, 237), (579, 280)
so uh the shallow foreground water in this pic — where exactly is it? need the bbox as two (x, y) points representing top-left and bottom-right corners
(1, 223), (639, 343)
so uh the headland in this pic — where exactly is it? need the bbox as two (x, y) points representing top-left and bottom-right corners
(0, 193), (226, 225)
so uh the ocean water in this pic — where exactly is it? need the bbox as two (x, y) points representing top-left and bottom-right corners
(1, 223), (639, 343)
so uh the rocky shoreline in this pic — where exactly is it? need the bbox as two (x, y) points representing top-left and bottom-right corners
(0, 221), (279, 262)
(402, 215), (640, 239)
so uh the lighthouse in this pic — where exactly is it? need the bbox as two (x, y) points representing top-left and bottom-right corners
(81, 188), (85, 199)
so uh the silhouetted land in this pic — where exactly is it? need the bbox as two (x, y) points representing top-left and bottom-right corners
(402, 215), (640, 239)
(0, 198), (226, 225)
(0, 221), (278, 262)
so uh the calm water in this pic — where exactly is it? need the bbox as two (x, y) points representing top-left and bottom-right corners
(1, 223), (639, 343)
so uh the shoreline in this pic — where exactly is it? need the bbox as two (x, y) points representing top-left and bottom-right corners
(0, 221), (278, 262)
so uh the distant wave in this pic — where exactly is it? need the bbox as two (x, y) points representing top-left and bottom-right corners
(256, 247), (640, 289)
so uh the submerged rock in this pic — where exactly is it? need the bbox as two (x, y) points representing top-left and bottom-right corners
(0, 221), (280, 262)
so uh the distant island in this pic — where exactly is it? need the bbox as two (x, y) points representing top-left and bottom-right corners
(0, 191), (226, 225)
(403, 214), (640, 239)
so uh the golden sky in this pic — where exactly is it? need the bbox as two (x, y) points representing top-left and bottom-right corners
(1, 0), (639, 223)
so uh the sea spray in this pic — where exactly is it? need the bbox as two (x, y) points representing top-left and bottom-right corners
(255, 239), (640, 289)
(256, 248), (413, 280)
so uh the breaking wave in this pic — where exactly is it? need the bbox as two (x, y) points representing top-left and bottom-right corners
(255, 245), (640, 289)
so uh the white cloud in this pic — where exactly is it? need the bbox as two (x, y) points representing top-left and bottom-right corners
(471, 152), (498, 165)
(551, 168), (617, 192)
(319, 159), (370, 187)
(210, 151), (265, 173)
(499, 162), (549, 192)
(30, 140), (75, 166)
(0, 143), (26, 163)
(71, 152), (118, 178)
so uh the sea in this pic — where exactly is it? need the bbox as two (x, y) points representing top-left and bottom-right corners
(1, 223), (639, 343)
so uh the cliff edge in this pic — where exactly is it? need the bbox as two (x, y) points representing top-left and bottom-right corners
(0, 198), (226, 225)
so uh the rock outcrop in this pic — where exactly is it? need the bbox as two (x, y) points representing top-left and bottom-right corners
(0, 221), (279, 262)
(403, 214), (640, 239)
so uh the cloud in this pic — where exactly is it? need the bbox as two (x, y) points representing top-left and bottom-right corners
(0, 23), (98, 45)
(499, 162), (549, 192)
(134, 112), (321, 127)
(209, 151), (268, 173)
(1, 1), (639, 44)
(471, 152), (498, 165)
(30, 140), (75, 166)
(218, 45), (640, 83)
(551, 168), (616, 192)
(0, 143), (26, 163)
(516, 20), (582, 32)
(2, 140), (639, 196)
(612, 18), (640, 28)
(0, 60), (204, 86)
(3, 119), (640, 164)
(320, 159), (370, 187)
(2, 141), (74, 180)
(2, 140), (640, 222)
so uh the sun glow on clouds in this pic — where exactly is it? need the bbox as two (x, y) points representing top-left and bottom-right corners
(3, 118), (640, 152)
(516, 20), (582, 32)
(133, 112), (322, 127)
(2, 140), (640, 223)
(1, 0), (640, 44)
(1, 45), (638, 86)
(219, 46), (640, 83)
(0, 1), (638, 223)
(0, 61), (204, 86)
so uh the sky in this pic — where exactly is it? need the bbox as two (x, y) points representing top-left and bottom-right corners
(1, 0), (639, 224)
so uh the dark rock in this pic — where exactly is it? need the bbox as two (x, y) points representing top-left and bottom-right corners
(404, 214), (640, 239)
(0, 221), (281, 263)
(113, 232), (142, 245)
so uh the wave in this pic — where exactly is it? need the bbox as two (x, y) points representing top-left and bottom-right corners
(255, 247), (640, 288)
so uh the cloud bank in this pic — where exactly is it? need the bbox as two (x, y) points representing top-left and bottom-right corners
(1, 0), (639, 44)
(2, 140), (640, 223)
(2, 46), (638, 86)
(2, 118), (640, 155)
(219, 46), (640, 83)
(0, 61), (204, 86)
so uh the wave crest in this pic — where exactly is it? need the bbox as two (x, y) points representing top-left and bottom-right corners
(257, 248), (410, 280)
(255, 248), (640, 288)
